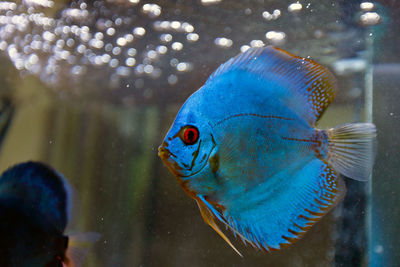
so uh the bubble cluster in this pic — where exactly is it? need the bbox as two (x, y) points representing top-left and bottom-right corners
(262, 9), (281, 21)
(142, 3), (161, 18)
(153, 20), (194, 33)
(358, 2), (381, 26)
(214, 37), (233, 48)
(265, 31), (286, 45)
(0, 0), (367, 103)
(0, 0), (206, 91)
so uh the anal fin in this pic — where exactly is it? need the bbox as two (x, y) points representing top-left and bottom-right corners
(220, 159), (346, 251)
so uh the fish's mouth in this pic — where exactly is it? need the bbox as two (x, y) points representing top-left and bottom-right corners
(158, 145), (175, 160)
(158, 139), (215, 178)
(158, 145), (184, 177)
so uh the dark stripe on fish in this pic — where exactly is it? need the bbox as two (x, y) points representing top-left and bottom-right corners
(188, 140), (202, 171)
(212, 113), (294, 128)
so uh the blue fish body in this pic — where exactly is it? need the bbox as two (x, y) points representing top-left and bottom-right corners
(159, 46), (376, 253)
(0, 161), (99, 266)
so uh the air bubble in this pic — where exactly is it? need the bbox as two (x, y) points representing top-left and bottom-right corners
(133, 27), (146, 36)
(142, 3), (162, 18)
(171, 42), (183, 51)
(160, 34), (172, 43)
(186, 33), (199, 42)
(214, 37), (233, 48)
(288, 3), (302, 13)
(125, 57), (136, 66)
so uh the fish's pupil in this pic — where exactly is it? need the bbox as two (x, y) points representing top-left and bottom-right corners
(182, 126), (199, 145)
(188, 130), (194, 140)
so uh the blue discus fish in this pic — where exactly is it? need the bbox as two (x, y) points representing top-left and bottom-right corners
(0, 161), (99, 266)
(158, 46), (376, 255)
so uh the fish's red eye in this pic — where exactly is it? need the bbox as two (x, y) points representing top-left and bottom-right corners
(181, 126), (199, 145)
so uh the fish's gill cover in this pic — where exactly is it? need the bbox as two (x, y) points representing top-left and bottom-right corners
(206, 46), (337, 126)
(0, 161), (69, 231)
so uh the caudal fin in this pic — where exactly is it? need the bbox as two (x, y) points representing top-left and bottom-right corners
(327, 123), (376, 181)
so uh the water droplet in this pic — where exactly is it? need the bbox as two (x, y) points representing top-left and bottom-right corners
(176, 62), (192, 72)
(101, 54), (111, 63)
(288, 3), (302, 13)
(142, 3), (162, 18)
(76, 44), (86, 54)
(214, 37), (233, 48)
(170, 21), (181, 30)
(116, 37), (127, 46)
(147, 50), (158, 59)
(42, 31), (55, 42)
(24, 0), (54, 8)
(28, 53), (39, 65)
(171, 42), (183, 51)
(115, 18), (123, 26)
(106, 28), (116, 36)
(170, 58), (179, 67)
(160, 33), (172, 43)
(250, 40), (264, 47)
(360, 2), (374, 11)
(182, 22), (194, 33)
(168, 74), (178, 85)
(112, 47), (121, 55)
(374, 245), (384, 254)
(66, 38), (75, 47)
(133, 27), (146, 37)
(116, 66), (130, 77)
(109, 58), (119, 68)
(105, 43), (113, 52)
(360, 12), (381, 26)
(71, 65), (86, 76)
(127, 48), (137, 56)
(265, 31), (286, 45)
(240, 45), (250, 53)
(156, 45), (167, 54)
(125, 57), (136, 67)
(186, 33), (199, 42)
(262, 11), (273, 20)
(144, 64), (154, 74)
(0, 41), (8, 51)
(201, 0), (222, 5)
(272, 9), (281, 19)
(95, 32), (104, 40)
(0, 2), (17, 11)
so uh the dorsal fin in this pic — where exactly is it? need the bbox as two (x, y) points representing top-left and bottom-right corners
(207, 46), (337, 125)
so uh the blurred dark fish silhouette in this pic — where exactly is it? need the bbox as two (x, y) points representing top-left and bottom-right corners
(0, 161), (100, 267)
(0, 97), (14, 148)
